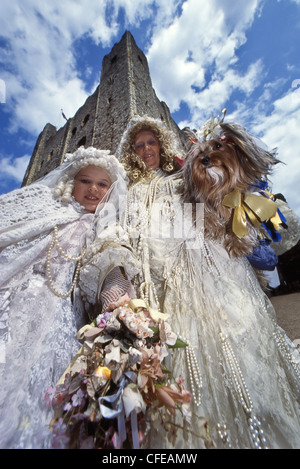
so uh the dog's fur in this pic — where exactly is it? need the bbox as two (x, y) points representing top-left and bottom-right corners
(183, 122), (279, 258)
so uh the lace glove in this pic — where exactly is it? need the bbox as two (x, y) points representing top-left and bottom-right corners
(100, 266), (135, 314)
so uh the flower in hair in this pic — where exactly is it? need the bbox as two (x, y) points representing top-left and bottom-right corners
(194, 108), (227, 142)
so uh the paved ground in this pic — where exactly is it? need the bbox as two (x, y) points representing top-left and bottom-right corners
(271, 292), (300, 344)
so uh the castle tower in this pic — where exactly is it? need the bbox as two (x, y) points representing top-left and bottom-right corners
(22, 31), (185, 186)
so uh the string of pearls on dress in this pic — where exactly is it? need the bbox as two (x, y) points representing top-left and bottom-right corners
(197, 232), (221, 277)
(273, 329), (300, 381)
(139, 280), (160, 309)
(245, 259), (300, 381)
(46, 225), (86, 299)
(126, 174), (168, 312)
(178, 334), (203, 408)
(125, 175), (204, 410)
(219, 331), (268, 449)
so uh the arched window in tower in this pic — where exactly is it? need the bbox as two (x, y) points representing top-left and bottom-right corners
(38, 160), (44, 172)
(83, 114), (90, 126)
(77, 136), (86, 147)
(111, 55), (117, 64)
(72, 127), (77, 136)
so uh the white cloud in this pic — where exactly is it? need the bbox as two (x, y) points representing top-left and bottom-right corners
(147, 0), (264, 115)
(0, 79), (5, 103)
(0, 0), (179, 136)
(0, 0), (131, 135)
(0, 0), (265, 135)
(0, 154), (31, 182)
(249, 86), (300, 218)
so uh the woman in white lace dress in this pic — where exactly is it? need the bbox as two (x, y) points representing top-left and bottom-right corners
(79, 116), (300, 449)
(0, 146), (127, 449)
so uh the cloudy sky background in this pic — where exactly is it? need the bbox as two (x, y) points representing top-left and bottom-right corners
(1, 0), (300, 217)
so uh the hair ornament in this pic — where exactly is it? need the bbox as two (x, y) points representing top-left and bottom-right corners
(195, 108), (227, 142)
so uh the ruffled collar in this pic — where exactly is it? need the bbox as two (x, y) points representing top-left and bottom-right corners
(70, 196), (94, 215)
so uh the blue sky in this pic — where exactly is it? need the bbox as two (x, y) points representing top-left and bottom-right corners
(1, 0), (300, 217)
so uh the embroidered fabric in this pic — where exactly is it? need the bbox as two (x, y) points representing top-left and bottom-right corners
(79, 172), (300, 449)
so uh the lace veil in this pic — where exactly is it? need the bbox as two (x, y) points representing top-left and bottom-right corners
(0, 146), (128, 283)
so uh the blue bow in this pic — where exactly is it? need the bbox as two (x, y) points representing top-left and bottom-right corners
(98, 371), (140, 449)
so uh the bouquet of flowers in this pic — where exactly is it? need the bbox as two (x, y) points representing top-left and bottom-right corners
(46, 299), (197, 449)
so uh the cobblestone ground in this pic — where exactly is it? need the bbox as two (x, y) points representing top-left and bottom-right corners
(271, 293), (300, 347)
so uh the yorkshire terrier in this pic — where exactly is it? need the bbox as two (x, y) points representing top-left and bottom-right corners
(183, 112), (281, 259)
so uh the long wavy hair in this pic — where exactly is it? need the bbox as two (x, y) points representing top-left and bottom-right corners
(117, 116), (183, 185)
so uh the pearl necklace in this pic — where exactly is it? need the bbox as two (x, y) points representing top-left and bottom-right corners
(46, 225), (86, 298)
(180, 335), (203, 408)
(245, 259), (300, 381)
(219, 331), (268, 449)
(126, 175), (204, 409)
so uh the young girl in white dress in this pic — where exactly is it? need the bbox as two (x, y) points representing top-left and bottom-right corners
(0, 146), (127, 448)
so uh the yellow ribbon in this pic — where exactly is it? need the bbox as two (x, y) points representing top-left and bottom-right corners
(222, 190), (279, 238)
(129, 298), (169, 322)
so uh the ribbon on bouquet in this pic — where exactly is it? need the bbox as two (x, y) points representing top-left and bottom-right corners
(98, 371), (144, 449)
(129, 298), (169, 322)
(222, 190), (279, 238)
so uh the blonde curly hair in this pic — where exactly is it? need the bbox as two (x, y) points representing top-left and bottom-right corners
(117, 116), (184, 185)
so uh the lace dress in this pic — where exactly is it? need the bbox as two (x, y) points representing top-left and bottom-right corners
(79, 171), (300, 449)
(0, 188), (93, 449)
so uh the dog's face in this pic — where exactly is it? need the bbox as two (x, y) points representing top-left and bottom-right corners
(185, 138), (246, 206)
(184, 123), (279, 210)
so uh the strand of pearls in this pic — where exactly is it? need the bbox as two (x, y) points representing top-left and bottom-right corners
(245, 259), (268, 315)
(216, 423), (232, 448)
(219, 331), (268, 449)
(127, 174), (170, 312)
(126, 176), (204, 410)
(197, 232), (221, 277)
(246, 259), (300, 381)
(178, 334), (202, 408)
(46, 225), (86, 299)
(273, 329), (300, 381)
(220, 331), (253, 414)
(133, 176), (204, 408)
(139, 280), (160, 310)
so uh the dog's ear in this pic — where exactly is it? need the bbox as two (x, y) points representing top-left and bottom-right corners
(183, 157), (197, 202)
(220, 123), (280, 178)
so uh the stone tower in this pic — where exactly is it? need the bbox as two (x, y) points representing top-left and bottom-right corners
(22, 31), (185, 186)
